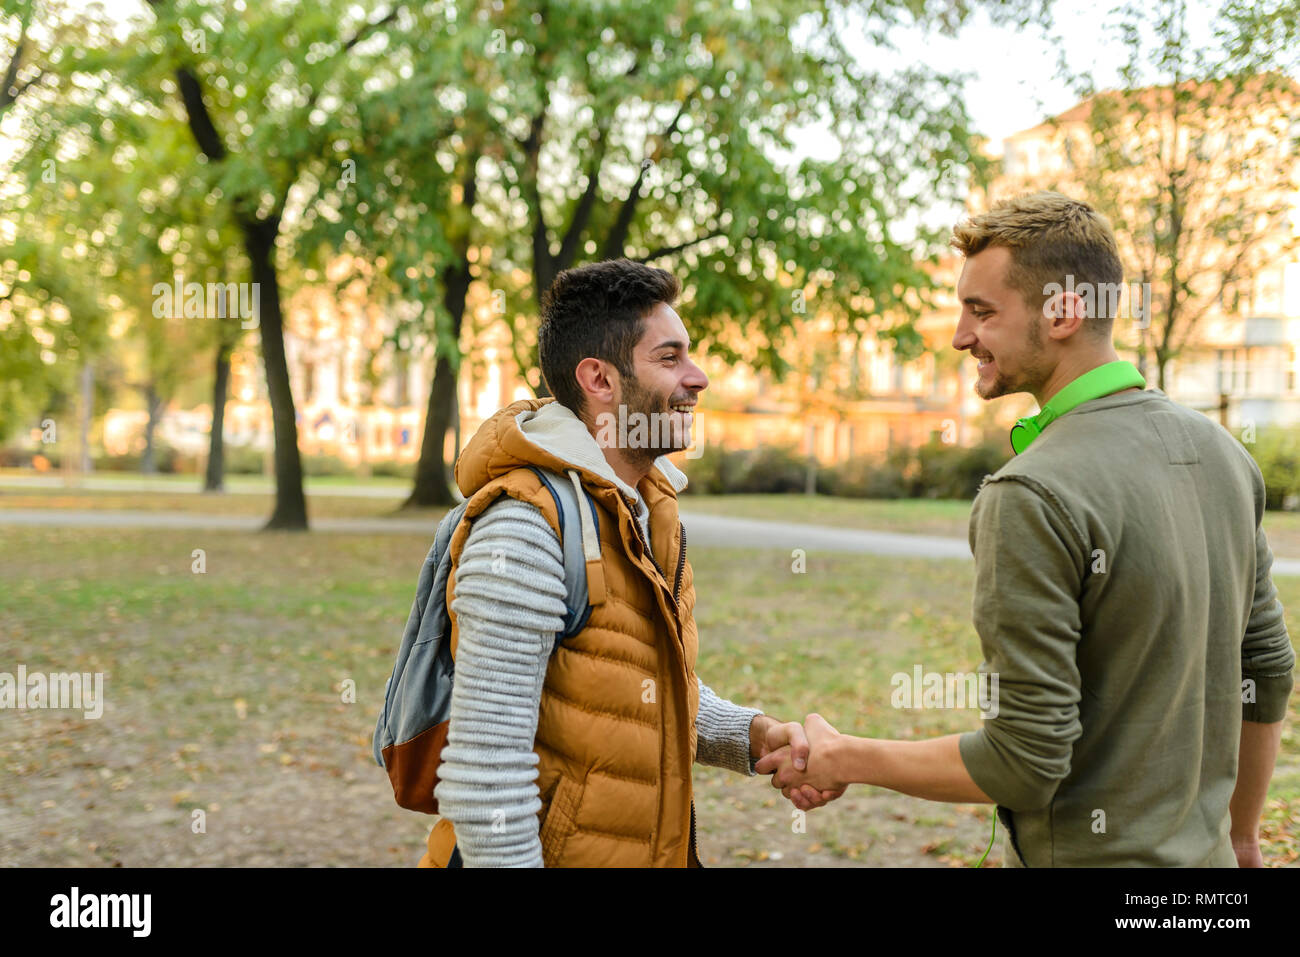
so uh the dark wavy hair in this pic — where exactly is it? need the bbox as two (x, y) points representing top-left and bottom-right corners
(538, 258), (681, 417)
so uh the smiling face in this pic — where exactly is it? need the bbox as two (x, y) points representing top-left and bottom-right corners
(615, 301), (709, 462)
(952, 246), (1054, 400)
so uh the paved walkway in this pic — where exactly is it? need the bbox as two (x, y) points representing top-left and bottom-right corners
(0, 474), (408, 498)
(1, 505), (1296, 576)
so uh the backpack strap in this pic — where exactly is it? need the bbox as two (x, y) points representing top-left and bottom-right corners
(526, 466), (606, 650)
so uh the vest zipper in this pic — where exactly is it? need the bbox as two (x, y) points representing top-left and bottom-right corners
(673, 522), (686, 603)
(689, 800), (699, 867)
(630, 512), (687, 608)
(631, 504), (694, 869)
(630, 508), (668, 587)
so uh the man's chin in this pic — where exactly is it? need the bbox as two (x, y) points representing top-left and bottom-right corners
(975, 374), (1019, 400)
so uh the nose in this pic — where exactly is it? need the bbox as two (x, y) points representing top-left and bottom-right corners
(952, 313), (976, 353)
(683, 356), (709, 393)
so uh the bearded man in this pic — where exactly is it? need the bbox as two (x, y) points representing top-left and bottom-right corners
(419, 258), (839, 867)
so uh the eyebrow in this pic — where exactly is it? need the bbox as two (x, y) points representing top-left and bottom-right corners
(649, 339), (688, 352)
(961, 296), (995, 308)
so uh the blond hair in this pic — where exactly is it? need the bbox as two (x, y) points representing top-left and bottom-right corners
(951, 191), (1124, 329)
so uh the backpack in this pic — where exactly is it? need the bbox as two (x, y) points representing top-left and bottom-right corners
(373, 466), (604, 814)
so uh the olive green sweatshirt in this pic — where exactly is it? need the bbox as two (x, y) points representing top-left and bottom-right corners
(958, 387), (1295, 867)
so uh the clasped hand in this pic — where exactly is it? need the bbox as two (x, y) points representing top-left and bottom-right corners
(756, 713), (847, 812)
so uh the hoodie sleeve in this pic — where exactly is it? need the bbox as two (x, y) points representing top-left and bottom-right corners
(695, 678), (762, 775)
(432, 497), (567, 867)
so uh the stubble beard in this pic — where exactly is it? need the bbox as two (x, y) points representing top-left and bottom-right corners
(977, 319), (1050, 401)
(618, 372), (690, 467)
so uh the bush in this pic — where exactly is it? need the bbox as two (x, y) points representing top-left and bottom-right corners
(819, 447), (911, 499)
(0, 446), (63, 469)
(751, 440), (1012, 501)
(300, 453), (357, 478)
(1244, 427), (1300, 510)
(681, 444), (812, 495)
(92, 439), (195, 474)
(736, 445), (810, 494)
(221, 444), (268, 476)
(368, 459), (416, 480)
(914, 440), (1011, 499)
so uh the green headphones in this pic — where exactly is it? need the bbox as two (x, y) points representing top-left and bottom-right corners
(1010, 361), (1146, 454)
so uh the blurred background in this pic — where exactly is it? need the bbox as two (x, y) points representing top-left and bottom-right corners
(1, 0), (1297, 868)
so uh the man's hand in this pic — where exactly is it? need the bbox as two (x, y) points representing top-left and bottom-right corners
(750, 714), (845, 811)
(754, 713), (847, 809)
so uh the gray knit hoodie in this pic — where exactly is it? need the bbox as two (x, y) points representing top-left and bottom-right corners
(431, 400), (762, 867)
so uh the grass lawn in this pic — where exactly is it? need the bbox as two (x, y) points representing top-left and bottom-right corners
(680, 493), (1300, 558)
(1, 517), (1297, 868)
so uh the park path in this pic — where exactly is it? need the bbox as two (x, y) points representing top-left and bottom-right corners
(2, 500), (1298, 576)
(0, 505), (968, 556)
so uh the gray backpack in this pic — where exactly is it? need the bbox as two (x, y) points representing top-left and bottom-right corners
(373, 466), (602, 814)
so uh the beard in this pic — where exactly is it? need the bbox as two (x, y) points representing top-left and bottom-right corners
(976, 319), (1050, 400)
(617, 372), (693, 467)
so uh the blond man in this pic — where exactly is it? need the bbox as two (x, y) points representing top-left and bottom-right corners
(760, 191), (1294, 867)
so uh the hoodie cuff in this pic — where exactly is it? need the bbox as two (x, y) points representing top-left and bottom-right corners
(695, 679), (762, 776)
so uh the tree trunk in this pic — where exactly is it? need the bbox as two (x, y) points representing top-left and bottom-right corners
(403, 261), (470, 509)
(140, 384), (162, 474)
(204, 339), (232, 492)
(244, 221), (308, 530)
(403, 351), (459, 507)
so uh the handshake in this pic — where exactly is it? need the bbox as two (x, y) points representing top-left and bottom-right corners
(750, 713), (848, 811)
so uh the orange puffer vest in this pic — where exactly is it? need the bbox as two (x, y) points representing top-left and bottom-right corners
(419, 398), (702, 867)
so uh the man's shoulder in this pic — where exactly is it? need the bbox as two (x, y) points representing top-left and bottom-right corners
(985, 389), (1239, 485)
(466, 493), (561, 540)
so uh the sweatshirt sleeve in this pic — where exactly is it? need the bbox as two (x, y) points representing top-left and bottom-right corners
(432, 497), (567, 868)
(695, 678), (762, 775)
(957, 475), (1086, 812)
(1241, 528), (1295, 724)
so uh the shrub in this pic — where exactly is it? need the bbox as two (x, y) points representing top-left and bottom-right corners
(681, 444), (811, 495)
(783, 439), (1010, 501)
(368, 459), (416, 480)
(300, 453), (357, 478)
(221, 444), (268, 476)
(93, 439), (190, 474)
(1244, 427), (1300, 510)
(820, 448), (911, 499)
(914, 439), (1011, 499)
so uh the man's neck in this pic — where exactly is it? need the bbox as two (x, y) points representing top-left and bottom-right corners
(606, 447), (652, 494)
(1032, 348), (1134, 408)
(582, 423), (652, 493)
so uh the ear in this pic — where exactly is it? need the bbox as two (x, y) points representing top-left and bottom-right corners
(1046, 290), (1088, 341)
(574, 357), (618, 409)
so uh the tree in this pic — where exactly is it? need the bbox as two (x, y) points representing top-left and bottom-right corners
(268, 0), (1050, 508)
(473, 0), (1047, 396)
(4, 1), (253, 480)
(1064, 0), (1300, 391)
(297, 8), (485, 507)
(136, 0), (407, 528)
(0, 0), (115, 446)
